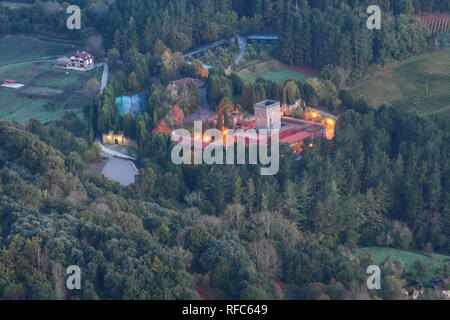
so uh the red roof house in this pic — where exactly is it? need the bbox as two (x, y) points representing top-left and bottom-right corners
(69, 51), (94, 70)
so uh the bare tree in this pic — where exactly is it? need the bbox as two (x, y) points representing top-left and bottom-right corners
(184, 191), (204, 207)
(197, 215), (221, 233)
(251, 210), (274, 237)
(272, 214), (301, 244)
(223, 204), (245, 231)
(250, 240), (279, 279)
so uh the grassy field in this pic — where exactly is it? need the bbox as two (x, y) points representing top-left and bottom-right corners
(21, 86), (64, 96)
(0, 35), (77, 65)
(0, 61), (34, 81)
(0, 36), (98, 124)
(33, 73), (83, 88)
(238, 59), (315, 83)
(351, 52), (450, 123)
(358, 247), (450, 282)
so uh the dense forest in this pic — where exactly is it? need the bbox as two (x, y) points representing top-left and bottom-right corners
(0, 102), (448, 299)
(0, 0), (449, 300)
(1, 0), (445, 64)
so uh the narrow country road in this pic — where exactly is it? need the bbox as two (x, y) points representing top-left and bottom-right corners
(100, 60), (108, 95)
(98, 142), (136, 161)
(235, 35), (247, 65)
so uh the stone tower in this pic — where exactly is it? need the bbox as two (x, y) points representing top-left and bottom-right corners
(254, 99), (281, 133)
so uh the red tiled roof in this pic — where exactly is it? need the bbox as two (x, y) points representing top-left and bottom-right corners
(74, 51), (93, 59)
(4, 79), (16, 83)
(281, 117), (321, 127)
(279, 128), (302, 139)
(280, 131), (313, 145)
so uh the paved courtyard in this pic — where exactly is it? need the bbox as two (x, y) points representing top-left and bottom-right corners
(101, 153), (138, 186)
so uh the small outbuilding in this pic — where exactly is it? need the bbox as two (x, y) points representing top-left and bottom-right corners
(102, 131), (137, 147)
(1, 79), (24, 89)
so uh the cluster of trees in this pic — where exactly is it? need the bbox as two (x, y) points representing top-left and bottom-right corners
(205, 68), (339, 115)
(278, 7), (431, 84)
(0, 118), (199, 299)
(0, 2), (74, 38)
(231, 0), (449, 21)
(198, 42), (240, 70)
(2, 0), (448, 41)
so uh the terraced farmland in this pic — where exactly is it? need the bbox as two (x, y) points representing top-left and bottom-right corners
(352, 52), (450, 123)
(415, 13), (450, 33)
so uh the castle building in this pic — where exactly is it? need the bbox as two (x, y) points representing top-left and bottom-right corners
(226, 100), (329, 156)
